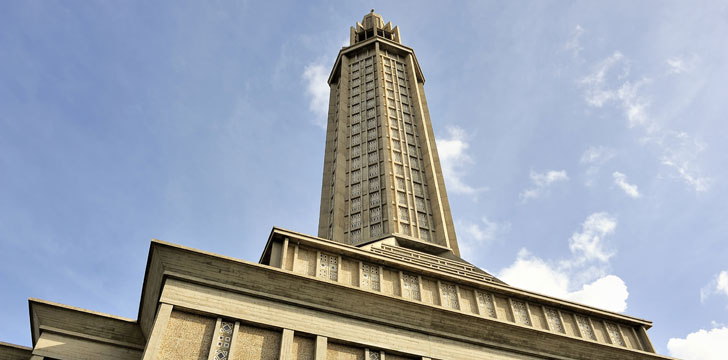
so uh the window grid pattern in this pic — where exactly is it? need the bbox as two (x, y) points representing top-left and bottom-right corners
(319, 253), (339, 281)
(545, 308), (565, 333)
(441, 282), (460, 310)
(576, 315), (597, 340)
(402, 273), (421, 301)
(345, 54), (384, 244)
(606, 322), (626, 346)
(361, 263), (380, 291)
(380, 54), (435, 242)
(512, 300), (531, 326)
(476, 291), (497, 318)
(213, 320), (233, 360)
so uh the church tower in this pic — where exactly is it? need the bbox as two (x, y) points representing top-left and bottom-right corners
(318, 10), (460, 257)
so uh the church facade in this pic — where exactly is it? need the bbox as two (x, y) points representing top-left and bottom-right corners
(1, 12), (672, 360)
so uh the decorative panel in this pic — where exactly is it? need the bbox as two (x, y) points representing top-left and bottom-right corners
(606, 322), (626, 346)
(420, 278), (440, 306)
(576, 315), (597, 340)
(545, 308), (565, 333)
(440, 282), (460, 310)
(476, 291), (497, 318)
(211, 320), (234, 360)
(361, 263), (380, 291)
(511, 300), (531, 326)
(402, 273), (421, 301)
(318, 252), (339, 281)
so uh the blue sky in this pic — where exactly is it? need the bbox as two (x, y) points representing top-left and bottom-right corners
(1, 1), (727, 358)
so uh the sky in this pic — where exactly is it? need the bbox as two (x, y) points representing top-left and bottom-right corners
(1, 1), (727, 358)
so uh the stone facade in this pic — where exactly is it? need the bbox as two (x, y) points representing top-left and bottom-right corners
(0, 11), (672, 360)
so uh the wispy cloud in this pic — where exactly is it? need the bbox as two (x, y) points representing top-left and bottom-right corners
(700, 270), (728, 302)
(302, 62), (330, 129)
(437, 126), (487, 196)
(666, 53), (699, 75)
(457, 216), (511, 257)
(578, 51), (712, 192)
(519, 170), (569, 201)
(612, 171), (641, 198)
(498, 212), (628, 312)
(580, 145), (616, 186)
(563, 25), (585, 58)
(668, 327), (728, 360)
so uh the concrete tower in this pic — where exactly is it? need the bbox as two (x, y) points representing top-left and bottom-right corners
(318, 10), (460, 257)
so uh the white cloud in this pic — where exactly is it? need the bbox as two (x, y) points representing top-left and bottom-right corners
(578, 52), (712, 192)
(437, 126), (487, 195)
(498, 212), (627, 312)
(612, 171), (641, 198)
(568, 212), (616, 263)
(564, 25), (585, 58)
(668, 327), (728, 360)
(457, 216), (511, 257)
(519, 170), (569, 201)
(580, 145), (616, 165)
(302, 63), (330, 128)
(666, 54), (699, 75)
(700, 270), (728, 302)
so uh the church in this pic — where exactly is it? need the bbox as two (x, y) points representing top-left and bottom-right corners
(0, 11), (671, 360)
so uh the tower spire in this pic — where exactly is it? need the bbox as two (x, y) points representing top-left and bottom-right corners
(319, 13), (461, 257)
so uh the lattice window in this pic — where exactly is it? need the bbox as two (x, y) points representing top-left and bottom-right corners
(351, 113), (361, 123)
(400, 223), (410, 235)
(576, 315), (596, 340)
(606, 323), (625, 346)
(351, 94), (360, 104)
(387, 98), (395, 107)
(406, 134), (415, 143)
(351, 134), (361, 145)
(361, 263), (380, 291)
(414, 183), (423, 197)
(386, 81), (393, 89)
(370, 207), (381, 222)
(368, 129), (377, 141)
(351, 198), (361, 212)
(366, 90), (374, 100)
(402, 273), (421, 300)
(392, 140), (401, 150)
(351, 183), (361, 196)
(351, 213), (361, 229)
(441, 282), (460, 310)
(352, 170), (362, 183)
(411, 170), (420, 183)
(405, 123), (413, 134)
(368, 140), (377, 152)
(352, 79), (360, 87)
(393, 151), (402, 163)
(512, 300), (531, 326)
(399, 207), (409, 221)
(351, 229), (361, 242)
(367, 118), (376, 130)
(369, 351), (380, 360)
(352, 104), (360, 113)
(367, 108), (376, 119)
(410, 156), (419, 170)
(399, 85), (408, 95)
(396, 177), (405, 190)
(351, 157), (361, 169)
(370, 223), (382, 236)
(397, 191), (407, 204)
(395, 164), (404, 176)
(352, 123), (360, 134)
(387, 89), (394, 98)
(403, 113), (411, 123)
(369, 179), (380, 192)
(366, 77), (374, 86)
(545, 308), (565, 333)
(351, 145), (361, 157)
(368, 152), (378, 164)
(417, 212), (428, 227)
(415, 197), (426, 211)
(319, 253), (338, 281)
(369, 192), (380, 206)
(368, 164), (378, 178)
(476, 291), (497, 318)
(419, 229), (429, 241)
(385, 73), (392, 81)
(408, 144), (416, 155)
(391, 129), (399, 140)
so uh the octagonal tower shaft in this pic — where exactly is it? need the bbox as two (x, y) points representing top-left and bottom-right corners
(318, 12), (460, 257)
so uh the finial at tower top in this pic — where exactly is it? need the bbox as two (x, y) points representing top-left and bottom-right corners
(349, 10), (401, 46)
